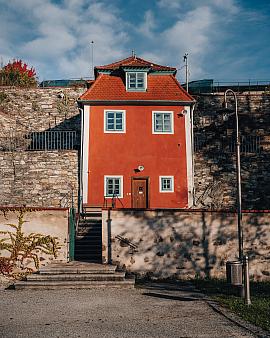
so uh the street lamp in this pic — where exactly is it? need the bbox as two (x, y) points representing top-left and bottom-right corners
(221, 89), (251, 305)
(223, 89), (243, 261)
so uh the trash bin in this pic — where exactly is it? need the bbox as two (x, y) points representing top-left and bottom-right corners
(226, 260), (243, 285)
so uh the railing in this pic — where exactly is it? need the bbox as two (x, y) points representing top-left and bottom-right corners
(194, 134), (262, 154)
(103, 192), (124, 208)
(0, 130), (77, 151)
(184, 80), (270, 94)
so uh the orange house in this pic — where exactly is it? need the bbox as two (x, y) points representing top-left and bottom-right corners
(78, 55), (195, 209)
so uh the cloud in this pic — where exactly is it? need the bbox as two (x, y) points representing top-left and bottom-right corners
(0, 0), (129, 79)
(137, 10), (156, 38)
(157, 0), (182, 10)
(0, 0), (267, 81)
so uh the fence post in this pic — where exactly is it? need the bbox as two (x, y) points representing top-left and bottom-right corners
(69, 207), (75, 261)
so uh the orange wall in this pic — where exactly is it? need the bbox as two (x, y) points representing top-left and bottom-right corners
(87, 105), (188, 208)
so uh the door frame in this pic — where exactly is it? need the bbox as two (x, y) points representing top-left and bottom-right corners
(131, 176), (150, 209)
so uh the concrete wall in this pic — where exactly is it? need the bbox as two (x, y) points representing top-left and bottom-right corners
(0, 151), (78, 208)
(102, 209), (270, 281)
(0, 208), (69, 271)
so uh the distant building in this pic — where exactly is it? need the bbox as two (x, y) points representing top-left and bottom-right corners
(78, 55), (195, 209)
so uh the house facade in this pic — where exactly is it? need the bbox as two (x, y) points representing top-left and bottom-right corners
(78, 55), (195, 209)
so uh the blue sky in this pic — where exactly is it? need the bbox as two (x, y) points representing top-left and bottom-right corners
(0, 0), (269, 83)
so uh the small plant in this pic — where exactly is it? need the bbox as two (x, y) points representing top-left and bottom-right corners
(0, 211), (60, 276)
(0, 91), (8, 104)
(0, 59), (37, 87)
(0, 257), (13, 275)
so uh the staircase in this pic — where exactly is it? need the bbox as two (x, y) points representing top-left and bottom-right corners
(75, 206), (102, 263)
(15, 262), (135, 290)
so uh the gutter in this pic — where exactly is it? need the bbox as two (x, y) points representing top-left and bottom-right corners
(77, 99), (196, 106)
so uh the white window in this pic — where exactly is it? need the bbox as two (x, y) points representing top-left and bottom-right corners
(152, 111), (174, 134)
(159, 176), (174, 192)
(104, 110), (126, 133)
(126, 72), (146, 91)
(104, 176), (123, 198)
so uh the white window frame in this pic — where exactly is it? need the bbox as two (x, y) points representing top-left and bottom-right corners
(152, 111), (174, 134)
(126, 72), (147, 91)
(104, 110), (126, 133)
(104, 175), (123, 198)
(159, 176), (174, 193)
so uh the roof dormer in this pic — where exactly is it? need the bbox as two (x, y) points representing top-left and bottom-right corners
(124, 68), (149, 92)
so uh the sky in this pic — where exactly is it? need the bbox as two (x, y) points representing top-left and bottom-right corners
(0, 0), (270, 83)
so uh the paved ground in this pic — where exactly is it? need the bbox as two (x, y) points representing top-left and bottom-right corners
(0, 283), (258, 338)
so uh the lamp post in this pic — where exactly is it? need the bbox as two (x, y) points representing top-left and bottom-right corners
(222, 90), (251, 305)
(223, 89), (243, 261)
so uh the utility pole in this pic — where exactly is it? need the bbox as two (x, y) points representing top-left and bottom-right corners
(90, 41), (94, 79)
(183, 53), (189, 92)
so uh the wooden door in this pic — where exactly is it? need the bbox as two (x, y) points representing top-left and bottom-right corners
(132, 178), (148, 208)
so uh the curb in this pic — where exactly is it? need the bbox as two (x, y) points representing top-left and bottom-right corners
(206, 299), (270, 338)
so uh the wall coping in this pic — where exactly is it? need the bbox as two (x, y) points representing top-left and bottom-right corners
(102, 207), (270, 214)
(0, 206), (69, 211)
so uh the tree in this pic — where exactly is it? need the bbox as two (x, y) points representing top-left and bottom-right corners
(0, 59), (37, 87)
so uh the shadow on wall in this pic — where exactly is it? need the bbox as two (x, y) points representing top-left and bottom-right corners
(106, 210), (269, 280)
(193, 94), (270, 210)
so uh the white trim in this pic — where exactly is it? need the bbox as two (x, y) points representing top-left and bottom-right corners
(152, 111), (174, 134)
(125, 71), (147, 91)
(82, 105), (90, 204)
(159, 176), (174, 193)
(104, 109), (126, 133)
(184, 105), (194, 207)
(104, 175), (124, 198)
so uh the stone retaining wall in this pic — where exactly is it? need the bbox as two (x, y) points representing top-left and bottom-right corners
(193, 93), (270, 209)
(0, 151), (78, 208)
(0, 87), (84, 136)
(102, 209), (270, 281)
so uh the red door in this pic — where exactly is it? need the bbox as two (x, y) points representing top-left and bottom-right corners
(132, 178), (148, 208)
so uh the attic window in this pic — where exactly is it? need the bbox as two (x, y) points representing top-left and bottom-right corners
(126, 72), (146, 91)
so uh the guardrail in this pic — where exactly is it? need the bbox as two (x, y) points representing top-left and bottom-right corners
(0, 130), (77, 151)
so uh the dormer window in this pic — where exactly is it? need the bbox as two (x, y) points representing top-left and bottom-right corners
(126, 72), (147, 91)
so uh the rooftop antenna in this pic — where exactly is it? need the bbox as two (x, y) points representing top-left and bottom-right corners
(183, 53), (189, 93)
(90, 41), (94, 79)
(132, 49), (136, 59)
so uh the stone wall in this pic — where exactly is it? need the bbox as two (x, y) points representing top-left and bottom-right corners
(193, 93), (270, 209)
(0, 86), (82, 208)
(0, 151), (78, 208)
(0, 208), (69, 271)
(0, 87), (84, 136)
(102, 209), (270, 281)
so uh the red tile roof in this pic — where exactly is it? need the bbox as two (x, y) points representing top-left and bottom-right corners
(95, 56), (176, 72)
(79, 74), (194, 102)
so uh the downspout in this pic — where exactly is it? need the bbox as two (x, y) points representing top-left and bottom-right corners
(78, 105), (84, 214)
(190, 102), (196, 207)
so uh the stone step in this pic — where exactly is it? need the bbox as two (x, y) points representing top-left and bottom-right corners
(76, 234), (101, 240)
(73, 256), (102, 263)
(27, 272), (126, 281)
(80, 213), (102, 219)
(39, 262), (115, 275)
(78, 221), (102, 227)
(15, 279), (135, 290)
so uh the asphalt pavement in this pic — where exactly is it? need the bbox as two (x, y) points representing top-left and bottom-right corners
(0, 282), (261, 338)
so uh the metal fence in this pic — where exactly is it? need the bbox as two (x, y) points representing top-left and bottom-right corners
(0, 130), (78, 151)
(194, 134), (262, 154)
(184, 80), (270, 94)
